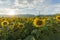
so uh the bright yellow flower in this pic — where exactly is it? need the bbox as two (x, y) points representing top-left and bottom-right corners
(0, 18), (2, 22)
(56, 15), (60, 21)
(0, 30), (2, 33)
(9, 22), (15, 30)
(22, 18), (28, 23)
(17, 17), (22, 21)
(29, 18), (34, 21)
(1, 20), (9, 27)
(17, 22), (24, 29)
(1, 17), (7, 21)
(33, 18), (46, 28)
(23, 17), (33, 23)
(43, 16), (48, 19)
(8, 17), (16, 22)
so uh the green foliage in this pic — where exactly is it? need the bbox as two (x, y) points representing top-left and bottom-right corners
(0, 15), (60, 40)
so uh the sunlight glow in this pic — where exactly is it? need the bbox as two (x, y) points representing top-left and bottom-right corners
(7, 9), (16, 15)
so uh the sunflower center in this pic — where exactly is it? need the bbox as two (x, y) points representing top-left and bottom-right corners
(10, 23), (13, 25)
(19, 25), (23, 27)
(58, 17), (60, 20)
(3, 22), (8, 25)
(36, 20), (43, 25)
(10, 22), (14, 25)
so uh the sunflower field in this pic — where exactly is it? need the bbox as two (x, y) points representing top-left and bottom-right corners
(0, 14), (60, 40)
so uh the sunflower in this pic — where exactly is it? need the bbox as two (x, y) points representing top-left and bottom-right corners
(8, 17), (16, 22)
(1, 17), (7, 21)
(43, 16), (48, 19)
(0, 18), (2, 22)
(23, 17), (33, 23)
(29, 18), (34, 21)
(17, 17), (22, 21)
(17, 22), (24, 29)
(9, 22), (15, 30)
(33, 18), (46, 28)
(0, 29), (2, 33)
(1, 20), (9, 27)
(25, 17), (32, 23)
(56, 15), (60, 22)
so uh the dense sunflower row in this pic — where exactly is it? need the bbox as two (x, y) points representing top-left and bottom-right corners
(0, 15), (60, 28)
(0, 15), (60, 40)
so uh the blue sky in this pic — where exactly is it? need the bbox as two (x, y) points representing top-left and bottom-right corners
(0, 0), (60, 15)
(51, 0), (60, 4)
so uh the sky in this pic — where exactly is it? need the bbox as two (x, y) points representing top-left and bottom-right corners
(0, 0), (60, 15)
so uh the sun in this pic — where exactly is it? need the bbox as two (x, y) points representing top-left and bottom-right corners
(8, 10), (15, 15)
(7, 9), (16, 15)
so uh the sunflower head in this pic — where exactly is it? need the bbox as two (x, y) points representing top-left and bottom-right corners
(8, 17), (16, 22)
(0, 29), (2, 33)
(33, 18), (46, 28)
(9, 22), (15, 30)
(56, 16), (60, 21)
(17, 22), (24, 29)
(1, 20), (9, 27)
(1, 17), (7, 21)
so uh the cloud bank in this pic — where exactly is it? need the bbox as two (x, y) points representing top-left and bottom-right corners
(0, 0), (60, 15)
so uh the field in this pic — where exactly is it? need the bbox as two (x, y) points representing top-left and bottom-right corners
(0, 14), (60, 40)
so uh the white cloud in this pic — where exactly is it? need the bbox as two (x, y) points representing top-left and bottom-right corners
(0, 0), (60, 15)
(41, 4), (60, 15)
(11, 0), (46, 15)
(50, 4), (60, 15)
(0, 0), (3, 3)
(0, 8), (18, 15)
(13, 0), (45, 9)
